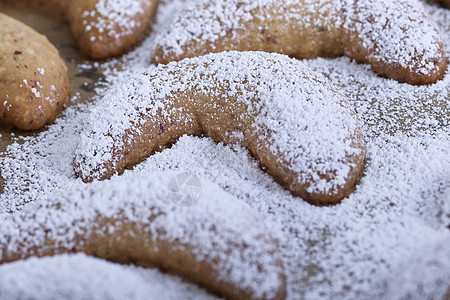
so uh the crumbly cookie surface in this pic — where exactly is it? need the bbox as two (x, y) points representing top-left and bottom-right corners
(0, 12), (69, 130)
(152, 0), (446, 84)
(67, 0), (158, 58)
(0, 0), (448, 299)
(0, 253), (218, 300)
(0, 172), (286, 300)
(0, 0), (158, 58)
(73, 51), (365, 204)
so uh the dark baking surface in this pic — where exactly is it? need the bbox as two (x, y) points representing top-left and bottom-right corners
(0, 3), (102, 190)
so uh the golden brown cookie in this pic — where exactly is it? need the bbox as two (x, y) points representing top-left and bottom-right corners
(1, 0), (158, 58)
(152, 0), (446, 85)
(66, 0), (158, 58)
(73, 51), (365, 205)
(0, 12), (69, 130)
(0, 172), (286, 300)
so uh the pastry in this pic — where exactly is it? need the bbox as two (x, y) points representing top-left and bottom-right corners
(152, 0), (446, 85)
(73, 51), (365, 204)
(0, 0), (158, 58)
(0, 172), (286, 300)
(0, 12), (69, 130)
(0, 253), (220, 299)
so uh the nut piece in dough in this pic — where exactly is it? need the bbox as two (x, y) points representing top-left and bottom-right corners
(0, 172), (287, 300)
(0, 12), (69, 130)
(73, 51), (365, 205)
(152, 0), (447, 85)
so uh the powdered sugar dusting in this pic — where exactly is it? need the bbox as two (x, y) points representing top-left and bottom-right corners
(153, 0), (444, 77)
(0, 172), (284, 299)
(152, 0), (340, 57)
(73, 51), (362, 197)
(347, 0), (443, 73)
(0, 253), (217, 300)
(0, 0), (449, 299)
(79, 0), (146, 41)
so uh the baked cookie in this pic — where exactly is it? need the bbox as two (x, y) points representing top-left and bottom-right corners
(73, 51), (365, 205)
(0, 0), (158, 58)
(152, 0), (446, 85)
(0, 12), (69, 130)
(0, 172), (286, 300)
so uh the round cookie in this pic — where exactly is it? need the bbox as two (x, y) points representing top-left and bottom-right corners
(0, 0), (158, 58)
(73, 51), (365, 205)
(0, 12), (69, 130)
(0, 172), (286, 300)
(152, 0), (446, 85)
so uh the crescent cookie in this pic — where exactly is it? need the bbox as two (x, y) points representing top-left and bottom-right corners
(0, 0), (158, 59)
(0, 12), (69, 130)
(152, 0), (447, 85)
(0, 172), (286, 300)
(73, 51), (365, 205)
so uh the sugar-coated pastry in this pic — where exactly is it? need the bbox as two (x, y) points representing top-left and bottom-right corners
(73, 51), (365, 205)
(0, 0), (158, 58)
(0, 172), (286, 300)
(66, 0), (158, 58)
(152, 0), (446, 85)
(0, 12), (69, 130)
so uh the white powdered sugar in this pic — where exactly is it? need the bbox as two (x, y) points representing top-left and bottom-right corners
(0, 253), (217, 300)
(74, 51), (362, 196)
(153, 0), (443, 76)
(93, 0), (144, 18)
(346, 0), (443, 73)
(79, 0), (146, 41)
(129, 132), (450, 299)
(379, 234), (450, 299)
(0, 0), (448, 299)
(152, 0), (341, 57)
(0, 172), (284, 299)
